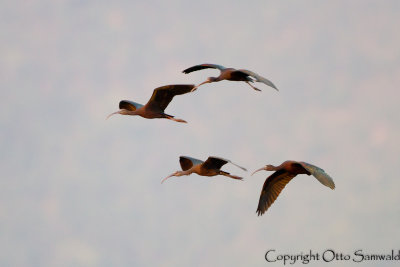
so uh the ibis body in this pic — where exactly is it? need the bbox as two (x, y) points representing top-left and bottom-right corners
(182, 63), (278, 92)
(162, 156), (247, 183)
(107, 84), (195, 123)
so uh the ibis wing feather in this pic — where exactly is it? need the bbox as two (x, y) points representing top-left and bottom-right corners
(145, 84), (195, 111)
(182, 64), (226, 74)
(179, 156), (204, 171)
(257, 170), (297, 215)
(299, 162), (335, 189)
(238, 69), (278, 90)
(202, 156), (229, 170)
(119, 100), (144, 111)
(204, 156), (247, 171)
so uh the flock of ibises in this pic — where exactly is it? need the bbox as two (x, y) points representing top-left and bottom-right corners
(108, 63), (335, 216)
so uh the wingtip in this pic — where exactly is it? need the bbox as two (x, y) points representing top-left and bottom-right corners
(269, 83), (278, 91)
(325, 179), (336, 190)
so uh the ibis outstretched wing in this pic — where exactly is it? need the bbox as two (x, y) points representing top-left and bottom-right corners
(257, 170), (297, 216)
(238, 69), (278, 91)
(299, 162), (335, 190)
(145, 84), (195, 111)
(179, 156), (204, 171)
(119, 100), (144, 111)
(182, 64), (226, 74)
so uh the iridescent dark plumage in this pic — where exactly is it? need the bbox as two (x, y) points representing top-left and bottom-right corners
(161, 156), (247, 183)
(182, 63), (278, 92)
(252, 160), (335, 216)
(107, 84), (195, 123)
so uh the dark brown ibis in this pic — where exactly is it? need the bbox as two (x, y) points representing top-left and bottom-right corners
(107, 84), (195, 123)
(161, 156), (247, 183)
(252, 160), (335, 216)
(182, 63), (278, 92)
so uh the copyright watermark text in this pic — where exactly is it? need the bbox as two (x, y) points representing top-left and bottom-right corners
(265, 249), (400, 264)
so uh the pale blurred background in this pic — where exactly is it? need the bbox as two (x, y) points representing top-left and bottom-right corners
(1, 1), (400, 266)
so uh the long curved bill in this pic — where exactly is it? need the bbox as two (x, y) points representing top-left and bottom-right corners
(106, 111), (120, 120)
(251, 167), (265, 176)
(191, 80), (210, 92)
(161, 173), (175, 184)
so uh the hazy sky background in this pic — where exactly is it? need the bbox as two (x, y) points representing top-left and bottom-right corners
(1, 1), (400, 266)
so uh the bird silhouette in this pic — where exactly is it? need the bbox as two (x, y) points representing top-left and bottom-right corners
(162, 156), (247, 183)
(107, 84), (195, 123)
(252, 160), (335, 215)
(182, 63), (278, 92)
